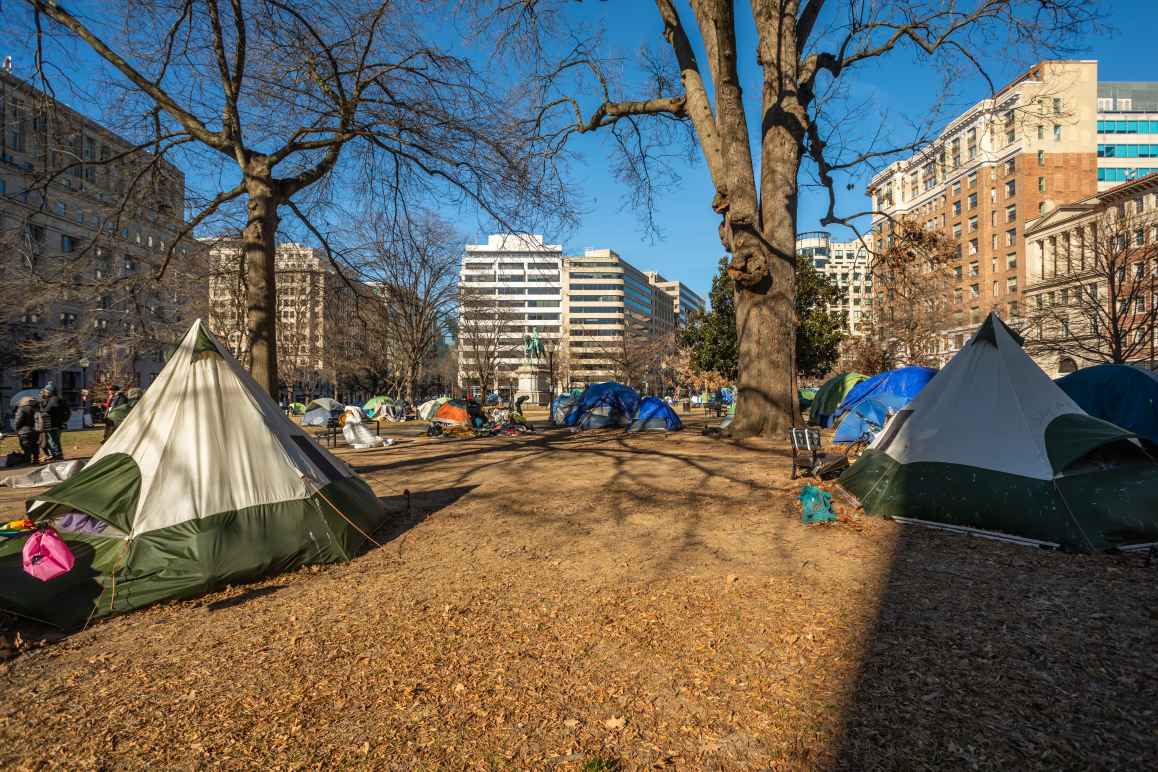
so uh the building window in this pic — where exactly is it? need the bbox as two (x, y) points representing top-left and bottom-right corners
(1053, 124), (1062, 141)
(1053, 97), (1063, 114)
(967, 172), (977, 189)
(1037, 150), (1045, 166)
(1006, 205), (1017, 223)
(1037, 125), (1044, 140)
(1008, 254), (1017, 270)
(953, 201), (961, 216)
(1005, 180), (1016, 197)
(967, 129), (977, 160)
(968, 192), (977, 209)
(1038, 177), (1045, 193)
(969, 216), (978, 233)
(1004, 159), (1015, 176)
(1039, 202), (1046, 215)
(969, 260), (979, 276)
(1006, 228), (1017, 247)
(1135, 228), (1145, 246)
(1007, 277), (1018, 294)
(969, 239), (978, 256)
(970, 284), (980, 299)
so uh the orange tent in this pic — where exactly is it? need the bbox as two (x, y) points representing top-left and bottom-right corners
(432, 401), (472, 426)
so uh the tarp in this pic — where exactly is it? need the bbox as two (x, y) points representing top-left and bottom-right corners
(342, 406), (385, 448)
(288, 402), (306, 415)
(839, 313), (1158, 552)
(628, 396), (683, 432)
(808, 372), (867, 427)
(1056, 364), (1158, 445)
(0, 460), (85, 489)
(1, 320), (385, 628)
(833, 366), (937, 444)
(564, 382), (640, 429)
(549, 394), (577, 426)
(301, 407), (333, 427)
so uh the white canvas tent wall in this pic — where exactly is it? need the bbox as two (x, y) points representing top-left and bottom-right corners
(0, 320), (386, 627)
(839, 313), (1158, 551)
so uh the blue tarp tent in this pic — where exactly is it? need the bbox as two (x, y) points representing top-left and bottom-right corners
(832, 366), (937, 444)
(565, 382), (640, 429)
(628, 396), (683, 432)
(549, 394), (577, 426)
(1056, 364), (1158, 445)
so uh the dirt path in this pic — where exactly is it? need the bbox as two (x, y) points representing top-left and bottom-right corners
(0, 418), (1154, 769)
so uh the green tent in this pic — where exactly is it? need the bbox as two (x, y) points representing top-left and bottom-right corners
(798, 387), (818, 410)
(362, 395), (396, 416)
(0, 320), (387, 628)
(839, 314), (1158, 552)
(288, 401), (306, 415)
(808, 372), (867, 427)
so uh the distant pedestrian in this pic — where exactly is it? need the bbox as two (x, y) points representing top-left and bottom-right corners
(38, 384), (69, 461)
(102, 384), (126, 442)
(12, 395), (40, 465)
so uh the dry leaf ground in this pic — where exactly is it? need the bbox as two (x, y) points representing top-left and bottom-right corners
(0, 412), (1154, 769)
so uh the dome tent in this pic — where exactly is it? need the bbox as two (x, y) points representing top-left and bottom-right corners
(1056, 364), (1158, 446)
(833, 366), (937, 444)
(302, 397), (344, 427)
(839, 313), (1158, 552)
(628, 396), (683, 432)
(0, 320), (386, 627)
(564, 382), (640, 429)
(417, 396), (449, 421)
(808, 372), (867, 428)
(432, 399), (485, 428)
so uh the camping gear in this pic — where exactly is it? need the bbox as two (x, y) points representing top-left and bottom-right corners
(432, 399), (485, 429)
(833, 366), (937, 444)
(798, 387), (818, 411)
(22, 528), (75, 582)
(564, 382), (640, 429)
(628, 396), (683, 432)
(0, 459), (85, 489)
(341, 406), (385, 449)
(839, 313), (1158, 552)
(0, 518), (35, 537)
(304, 397), (343, 414)
(362, 396), (398, 419)
(1056, 364), (1158, 446)
(549, 394), (577, 426)
(788, 427), (824, 479)
(417, 397), (449, 421)
(288, 401), (306, 415)
(808, 372), (868, 428)
(0, 320), (386, 627)
(799, 485), (836, 524)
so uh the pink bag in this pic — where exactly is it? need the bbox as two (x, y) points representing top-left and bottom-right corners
(22, 528), (75, 582)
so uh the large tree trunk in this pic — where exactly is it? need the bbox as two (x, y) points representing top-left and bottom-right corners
(242, 172), (281, 395)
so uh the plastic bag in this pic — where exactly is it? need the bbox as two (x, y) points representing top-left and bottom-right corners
(22, 528), (76, 581)
(799, 485), (837, 524)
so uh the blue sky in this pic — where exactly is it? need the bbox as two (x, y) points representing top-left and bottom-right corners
(5, 1), (1156, 302)
(528, 0), (1158, 301)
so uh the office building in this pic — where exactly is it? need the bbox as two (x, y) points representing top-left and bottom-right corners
(645, 272), (706, 327)
(0, 67), (192, 406)
(1096, 82), (1158, 185)
(458, 234), (564, 396)
(796, 231), (874, 335)
(867, 60), (1158, 362)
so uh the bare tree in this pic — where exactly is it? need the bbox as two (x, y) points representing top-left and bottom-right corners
(591, 316), (666, 391)
(1025, 208), (1158, 369)
(482, 0), (1098, 436)
(358, 211), (459, 403)
(864, 219), (957, 368)
(456, 286), (521, 398)
(16, 0), (570, 394)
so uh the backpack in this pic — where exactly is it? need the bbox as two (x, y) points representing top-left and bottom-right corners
(22, 528), (76, 582)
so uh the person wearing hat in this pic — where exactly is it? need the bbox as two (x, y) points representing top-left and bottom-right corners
(38, 383), (69, 461)
(12, 394), (41, 465)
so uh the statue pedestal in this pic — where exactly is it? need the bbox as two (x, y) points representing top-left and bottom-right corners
(515, 362), (549, 405)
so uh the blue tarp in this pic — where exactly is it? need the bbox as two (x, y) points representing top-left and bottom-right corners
(832, 366), (937, 444)
(549, 394), (577, 426)
(833, 397), (891, 444)
(1056, 364), (1158, 445)
(564, 382), (640, 429)
(628, 396), (683, 432)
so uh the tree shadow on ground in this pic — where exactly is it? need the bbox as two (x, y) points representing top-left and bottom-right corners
(827, 525), (1158, 769)
(205, 584), (286, 612)
(370, 486), (477, 547)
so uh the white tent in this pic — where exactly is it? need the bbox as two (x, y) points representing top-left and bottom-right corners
(840, 313), (1158, 551)
(5, 320), (386, 626)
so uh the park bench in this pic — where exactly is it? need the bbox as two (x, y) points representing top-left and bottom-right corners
(788, 427), (825, 479)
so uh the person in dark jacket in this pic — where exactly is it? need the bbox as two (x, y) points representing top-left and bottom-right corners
(102, 385), (126, 441)
(12, 395), (40, 465)
(39, 384), (69, 461)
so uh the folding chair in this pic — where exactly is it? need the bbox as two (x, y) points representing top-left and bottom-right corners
(788, 427), (824, 479)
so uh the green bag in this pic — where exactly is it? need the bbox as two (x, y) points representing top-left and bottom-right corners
(799, 485), (836, 524)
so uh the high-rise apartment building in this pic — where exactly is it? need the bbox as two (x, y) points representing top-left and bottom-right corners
(868, 60), (1158, 362)
(796, 231), (874, 335)
(0, 67), (192, 405)
(208, 241), (369, 400)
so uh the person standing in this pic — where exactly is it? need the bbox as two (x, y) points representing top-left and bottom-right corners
(39, 384), (69, 461)
(102, 385), (125, 442)
(12, 395), (40, 465)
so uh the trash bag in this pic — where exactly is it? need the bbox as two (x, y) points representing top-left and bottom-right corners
(799, 485), (836, 524)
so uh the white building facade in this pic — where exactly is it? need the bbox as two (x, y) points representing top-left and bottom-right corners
(796, 231), (874, 335)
